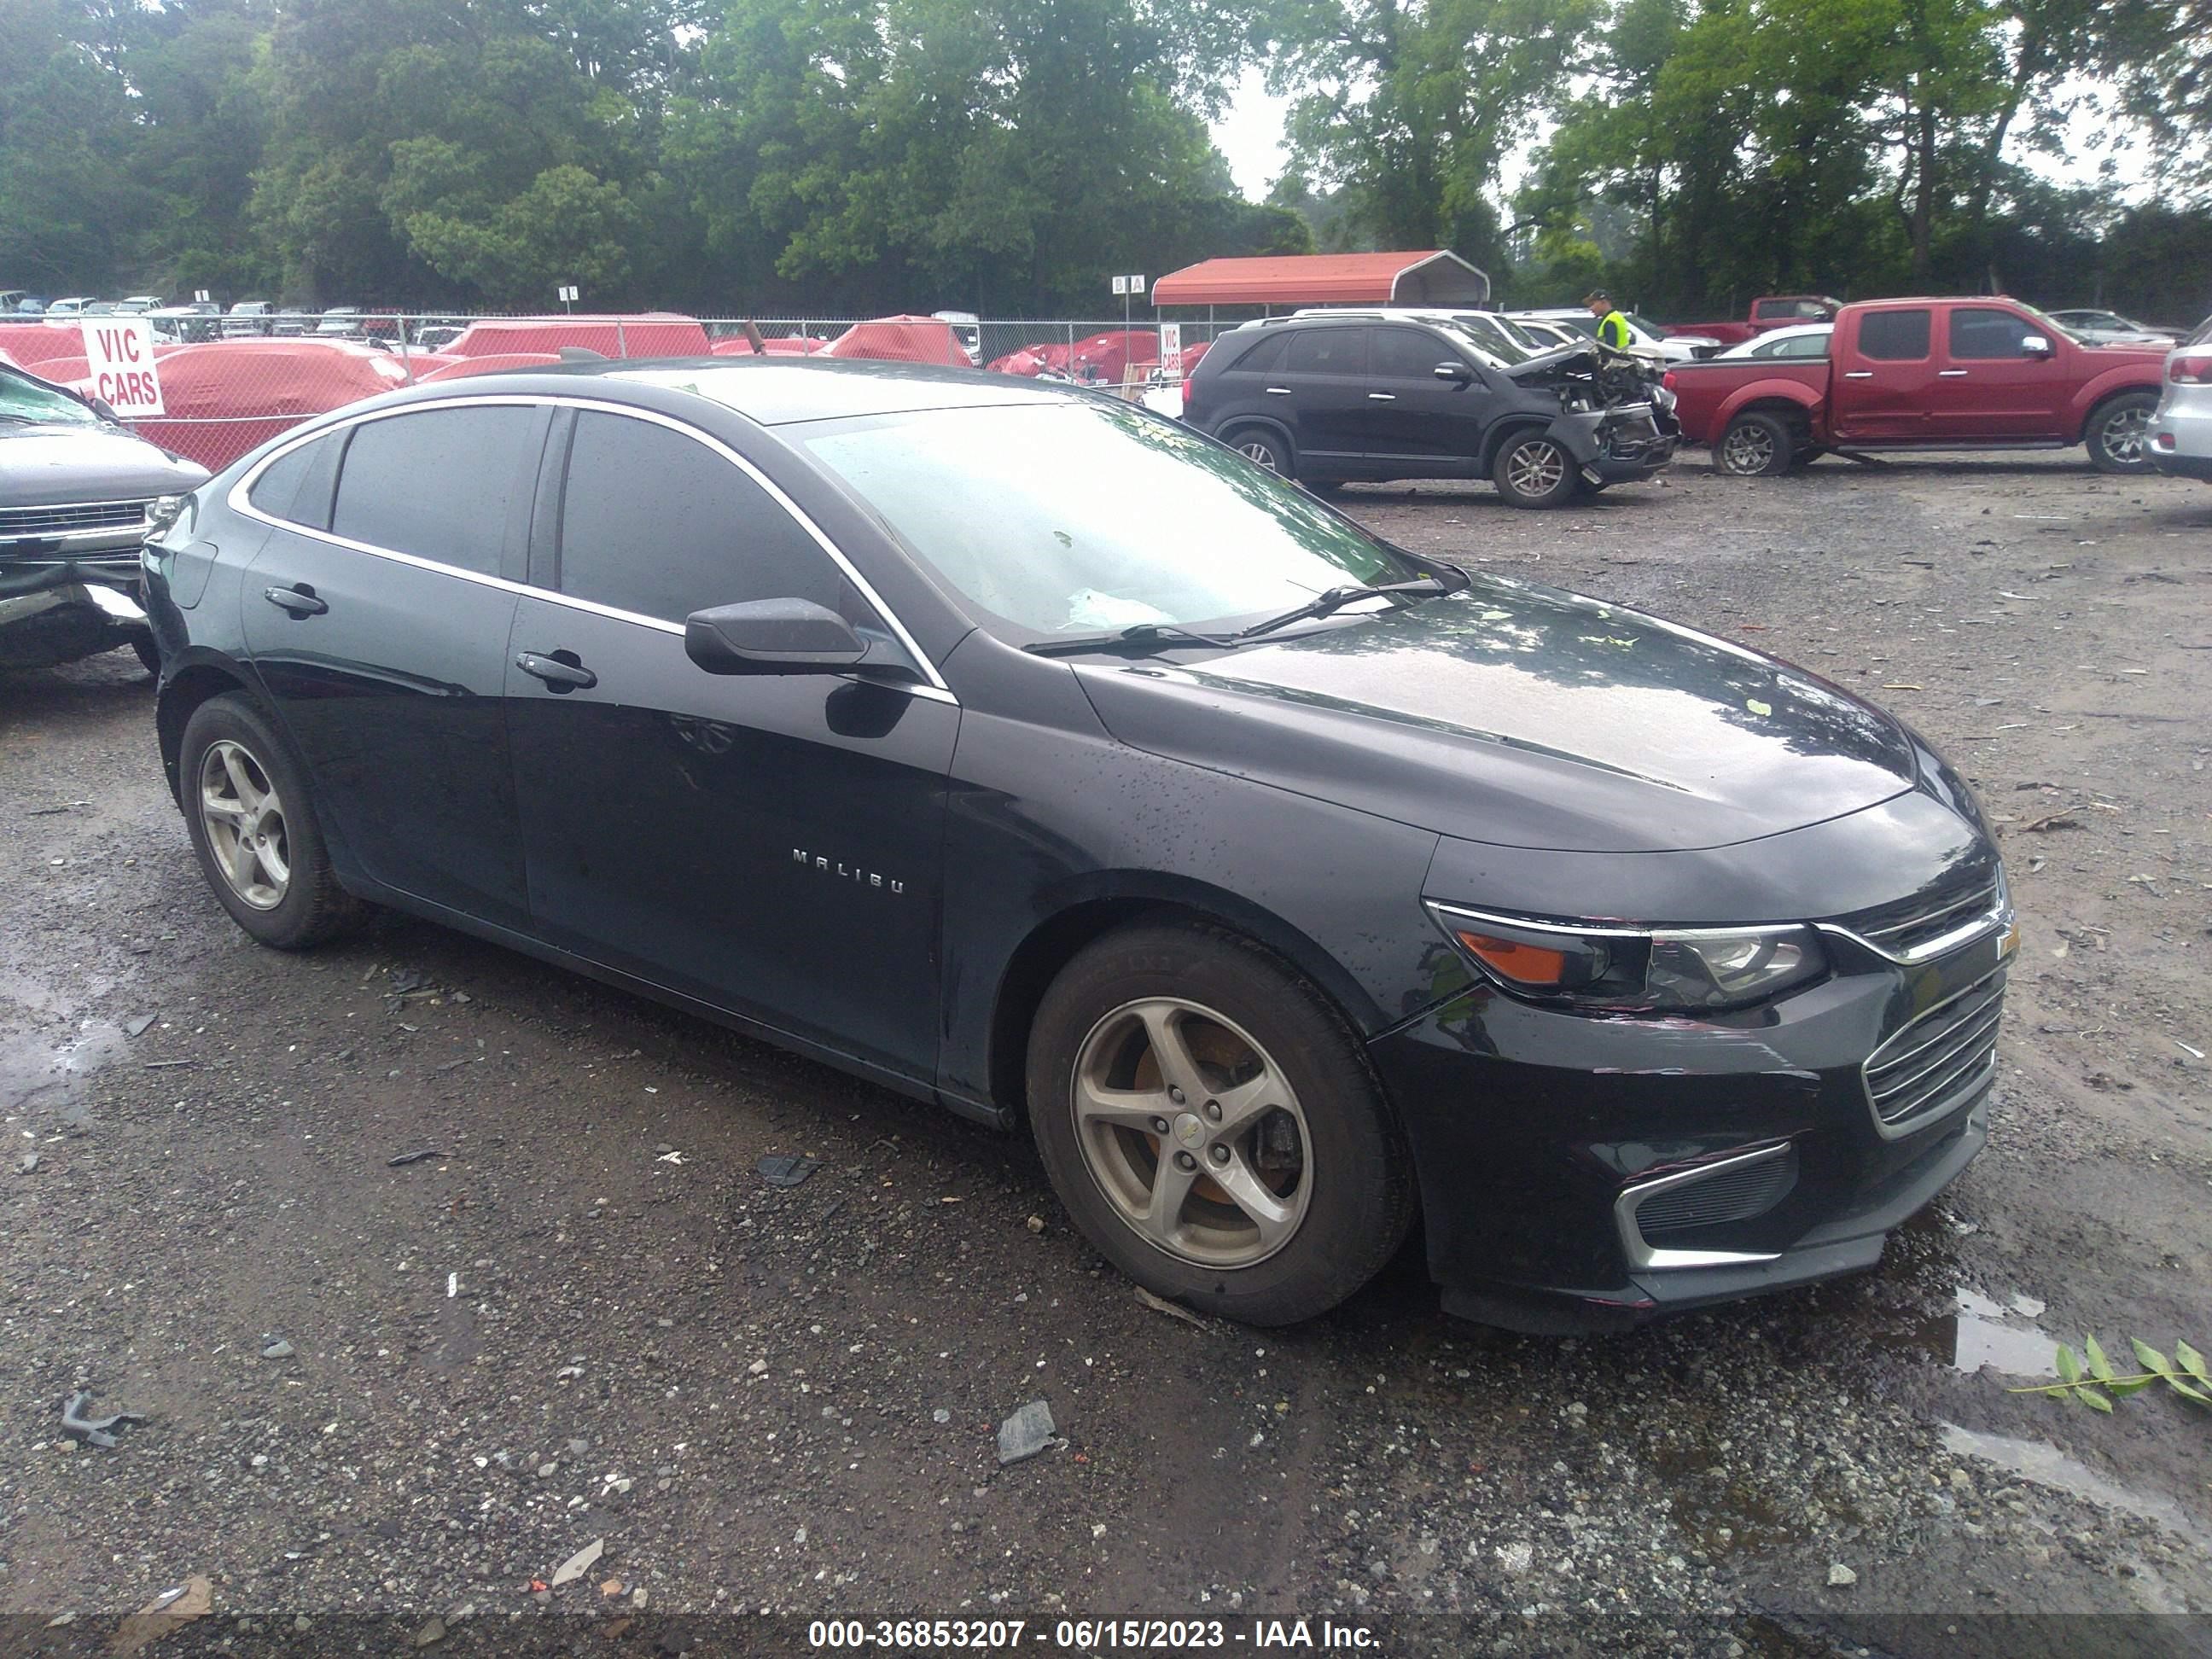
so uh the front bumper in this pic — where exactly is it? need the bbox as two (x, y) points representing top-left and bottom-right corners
(0, 544), (151, 669)
(1554, 405), (1678, 485)
(1370, 914), (2010, 1333)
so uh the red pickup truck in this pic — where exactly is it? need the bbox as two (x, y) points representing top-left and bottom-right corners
(1666, 296), (2170, 475)
(1663, 295), (1841, 348)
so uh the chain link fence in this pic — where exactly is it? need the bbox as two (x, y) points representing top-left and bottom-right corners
(0, 311), (1261, 473)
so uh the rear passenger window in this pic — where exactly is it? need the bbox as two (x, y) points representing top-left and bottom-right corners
(1224, 334), (1289, 374)
(557, 412), (860, 626)
(330, 405), (539, 574)
(1948, 307), (2036, 359)
(247, 433), (341, 530)
(1371, 327), (1451, 379)
(1284, 329), (1366, 375)
(1858, 310), (1931, 361)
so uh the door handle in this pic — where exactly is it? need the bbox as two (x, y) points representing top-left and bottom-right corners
(262, 585), (327, 616)
(1938, 369), (1969, 377)
(1842, 370), (1874, 379)
(514, 650), (597, 690)
(1367, 392), (1397, 400)
(1264, 386), (1292, 395)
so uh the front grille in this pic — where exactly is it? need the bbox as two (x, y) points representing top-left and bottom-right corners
(1841, 872), (2003, 960)
(1635, 1146), (1798, 1237)
(0, 499), (152, 541)
(1864, 968), (2006, 1131)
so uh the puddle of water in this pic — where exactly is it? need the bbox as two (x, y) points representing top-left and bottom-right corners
(0, 1020), (124, 1121)
(1871, 1286), (2058, 1377)
(1941, 1423), (2212, 1551)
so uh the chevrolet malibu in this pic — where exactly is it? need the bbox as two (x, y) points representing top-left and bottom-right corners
(144, 360), (2015, 1330)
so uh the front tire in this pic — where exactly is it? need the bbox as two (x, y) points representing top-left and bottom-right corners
(1026, 923), (1414, 1326)
(1491, 431), (1582, 508)
(2086, 392), (2157, 474)
(1714, 410), (1796, 476)
(179, 693), (361, 950)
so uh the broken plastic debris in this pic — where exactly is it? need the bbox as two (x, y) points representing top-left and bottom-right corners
(550, 1537), (604, 1587)
(125, 1012), (158, 1039)
(996, 1400), (1057, 1464)
(60, 1390), (146, 1448)
(756, 1153), (816, 1188)
(387, 1149), (440, 1167)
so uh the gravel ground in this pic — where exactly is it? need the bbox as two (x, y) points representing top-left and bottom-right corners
(2, 449), (2208, 1656)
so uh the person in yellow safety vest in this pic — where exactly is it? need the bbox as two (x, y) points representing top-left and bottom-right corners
(1585, 290), (1632, 351)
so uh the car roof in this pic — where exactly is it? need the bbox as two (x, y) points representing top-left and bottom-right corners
(404, 356), (1086, 427)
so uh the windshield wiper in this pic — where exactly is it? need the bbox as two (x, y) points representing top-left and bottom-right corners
(1226, 568), (1470, 643)
(1023, 622), (1237, 658)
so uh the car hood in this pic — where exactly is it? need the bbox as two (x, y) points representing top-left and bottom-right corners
(1074, 579), (1921, 853)
(0, 422), (208, 507)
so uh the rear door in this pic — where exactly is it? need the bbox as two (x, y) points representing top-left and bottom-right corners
(1930, 305), (2071, 440)
(241, 400), (548, 929)
(503, 405), (957, 1081)
(1830, 306), (1936, 445)
(1361, 324), (1492, 472)
(1278, 325), (1371, 471)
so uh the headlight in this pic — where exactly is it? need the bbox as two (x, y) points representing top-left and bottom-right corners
(1429, 905), (1825, 1013)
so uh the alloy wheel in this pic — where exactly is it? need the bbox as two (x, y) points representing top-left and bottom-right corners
(1721, 423), (1777, 474)
(1505, 438), (1569, 496)
(198, 739), (290, 911)
(2099, 405), (2151, 467)
(1069, 996), (1313, 1268)
(1237, 438), (1280, 473)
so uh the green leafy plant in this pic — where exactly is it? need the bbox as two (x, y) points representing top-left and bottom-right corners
(2008, 1336), (2212, 1413)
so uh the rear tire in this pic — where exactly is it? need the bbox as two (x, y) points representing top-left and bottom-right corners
(1222, 425), (1292, 479)
(1026, 923), (1414, 1326)
(1714, 410), (1795, 476)
(2086, 392), (2157, 474)
(179, 693), (362, 950)
(1491, 431), (1581, 508)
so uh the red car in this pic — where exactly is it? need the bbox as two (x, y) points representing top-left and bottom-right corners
(1667, 297), (2168, 475)
(1663, 294), (1841, 349)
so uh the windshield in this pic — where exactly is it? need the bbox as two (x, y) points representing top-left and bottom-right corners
(2011, 301), (2086, 345)
(1431, 315), (1534, 365)
(0, 368), (100, 427)
(797, 400), (1415, 639)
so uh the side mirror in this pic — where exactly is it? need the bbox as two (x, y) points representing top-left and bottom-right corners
(1433, 361), (1472, 382)
(2020, 334), (2052, 357)
(684, 598), (866, 675)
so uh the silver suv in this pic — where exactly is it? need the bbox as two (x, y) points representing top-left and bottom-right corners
(2149, 317), (2212, 484)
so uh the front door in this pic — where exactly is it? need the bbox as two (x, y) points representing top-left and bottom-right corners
(504, 408), (957, 1081)
(1361, 325), (1494, 474)
(241, 402), (549, 929)
(1829, 306), (1937, 445)
(1930, 306), (2072, 441)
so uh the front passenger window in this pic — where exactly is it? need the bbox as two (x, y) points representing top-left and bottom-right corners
(1371, 327), (1454, 379)
(556, 411), (865, 628)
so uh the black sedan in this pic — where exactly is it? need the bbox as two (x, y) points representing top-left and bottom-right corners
(144, 360), (2013, 1330)
(3, 365), (207, 671)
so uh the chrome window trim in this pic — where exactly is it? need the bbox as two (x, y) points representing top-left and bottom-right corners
(1613, 1142), (1790, 1272)
(224, 392), (953, 698)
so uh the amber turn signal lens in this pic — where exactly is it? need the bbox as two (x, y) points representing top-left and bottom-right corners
(1455, 930), (1569, 987)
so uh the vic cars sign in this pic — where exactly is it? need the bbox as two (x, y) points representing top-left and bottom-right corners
(81, 318), (166, 416)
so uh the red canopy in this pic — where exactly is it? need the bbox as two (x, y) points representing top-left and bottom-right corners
(1151, 251), (1489, 308)
(413, 352), (564, 382)
(439, 314), (709, 359)
(107, 338), (410, 470)
(710, 334), (827, 357)
(986, 349), (1049, 377)
(824, 316), (969, 366)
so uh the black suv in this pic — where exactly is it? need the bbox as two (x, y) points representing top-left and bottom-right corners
(1181, 311), (1675, 508)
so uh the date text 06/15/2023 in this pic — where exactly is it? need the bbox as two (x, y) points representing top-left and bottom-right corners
(806, 1618), (1381, 1650)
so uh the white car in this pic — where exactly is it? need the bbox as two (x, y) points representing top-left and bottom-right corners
(931, 310), (982, 365)
(2148, 317), (2212, 485)
(1509, 307), (1718, 364)
(2047, 309), (2179, 349)
(1714, 323), (1832, 361)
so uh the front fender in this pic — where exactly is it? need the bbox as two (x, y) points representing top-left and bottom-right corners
(2066, 366), (2164, 439)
